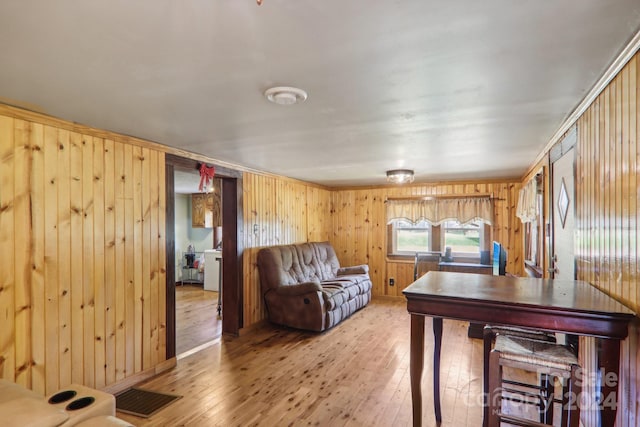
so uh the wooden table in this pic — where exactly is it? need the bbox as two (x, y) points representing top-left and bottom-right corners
(403, 271), (635, 427)
(437, 262), (493, 338)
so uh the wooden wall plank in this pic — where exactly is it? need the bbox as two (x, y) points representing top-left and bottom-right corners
(157, 152), (166, 361)
(114, 141), (126, 382)
(69, 131), (84, 385)
(0, 115), (16, 382)
(369, 192), (385, 296)
(149, 149), (159, 368)
(14, 119), (32, 388)
(104, 138), (116, 386)
(93, 137), (106, 389)
(140, 147), (151, 370)
(628, 60), (636, 308)
(132, 145), (143, 374)
(29, 123), (45, 394)
(615, 71), (624, 301)
(82, 134), (95, 388)
(57, 128), (72, 391)
(636, 53), (640, 333)
(621, 66), (631, 306)
(123, 144), (135, 378)
(607, 79), (616, 297)
(44, 125), (60, 395)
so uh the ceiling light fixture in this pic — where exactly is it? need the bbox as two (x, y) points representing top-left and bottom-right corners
(386, 169), (415, 184)
(264, 86), (308, 106)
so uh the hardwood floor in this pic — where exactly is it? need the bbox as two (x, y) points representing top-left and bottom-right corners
(118, 298), (491, 426)
(176, 284), (221, 356)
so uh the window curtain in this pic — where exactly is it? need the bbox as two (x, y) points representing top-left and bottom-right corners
(386, 197), (493, 225)
(516, 179), (538, 223)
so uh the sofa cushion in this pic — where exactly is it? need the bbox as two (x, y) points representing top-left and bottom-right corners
(295, 243), (321, 281)
(310, 242), (341, 280)
(337, 265), (369, 276)
(0, 396), (68, 427)
(321, 285), (348, 310)
(257, 245), (306, 291)
(322, 276), (371, 299)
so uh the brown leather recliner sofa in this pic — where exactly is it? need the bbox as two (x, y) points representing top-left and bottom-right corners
(257, 241), (372, 331)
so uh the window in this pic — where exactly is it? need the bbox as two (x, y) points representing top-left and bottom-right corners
(524, 192), (544, 274)
(388, 219), (489, 259)
(392, 220), (432, 254)
(519, 172), (544, 277)
(442, 220), (482, 254)
(386, 196), (493, 259)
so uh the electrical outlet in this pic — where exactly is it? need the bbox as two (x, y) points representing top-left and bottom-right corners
(389, 278), (395, 286)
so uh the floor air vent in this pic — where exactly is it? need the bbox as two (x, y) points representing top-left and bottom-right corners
(115, 388), (181, 418)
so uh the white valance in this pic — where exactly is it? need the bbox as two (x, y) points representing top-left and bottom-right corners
(516, 179), (538, 223)
(386, 197), (493, 225)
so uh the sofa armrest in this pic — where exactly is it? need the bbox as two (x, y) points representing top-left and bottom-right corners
(337, 264), (369, 275)
(274, 281), (322, 296)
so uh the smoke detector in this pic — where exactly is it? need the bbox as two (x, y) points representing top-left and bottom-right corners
(264, 86), (308, 106)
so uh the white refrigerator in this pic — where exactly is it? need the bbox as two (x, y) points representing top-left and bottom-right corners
(203, 249), (222, 291)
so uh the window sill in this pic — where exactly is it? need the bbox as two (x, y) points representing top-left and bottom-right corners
(386, 253), (481, 264)
(386, 254), (418, 263)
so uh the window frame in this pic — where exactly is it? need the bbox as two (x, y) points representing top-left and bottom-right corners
(387, 219), (490, 260)
(523, 173), (545, 277)
(390, 219), (433, 255)
(440, 220), (484, 258)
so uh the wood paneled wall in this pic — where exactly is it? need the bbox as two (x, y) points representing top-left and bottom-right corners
(329, 182), (522, 297)
(241, 173), (332, 327)
(572, 51), (639, 427)
(575, 52), (639, 315)
(0, 113), (167, 395)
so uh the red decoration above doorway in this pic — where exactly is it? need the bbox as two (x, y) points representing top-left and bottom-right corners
(198, 164), (215, 192)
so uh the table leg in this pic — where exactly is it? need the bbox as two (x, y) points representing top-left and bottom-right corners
(598, 338), (621, 427)
(410, 314), (425, 427)
(433, 317), (443, 424)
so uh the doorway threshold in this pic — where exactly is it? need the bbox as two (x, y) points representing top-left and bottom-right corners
(176, 336), (221, 361)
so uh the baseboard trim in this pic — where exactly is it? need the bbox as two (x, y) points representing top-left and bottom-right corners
(372, 295), (405, 302)
(100, 357), (177, 395)
(239, 319), (270, 336)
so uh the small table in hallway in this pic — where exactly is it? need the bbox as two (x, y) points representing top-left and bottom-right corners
(403, 271), (635, 427)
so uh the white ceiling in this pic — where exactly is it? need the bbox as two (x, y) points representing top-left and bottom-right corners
(1, 1), (639, 187)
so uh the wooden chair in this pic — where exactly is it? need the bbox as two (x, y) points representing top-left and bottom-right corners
(488, 335), (581, 427)
(483, 326), (557, 425)
(413, 252), (441, 280)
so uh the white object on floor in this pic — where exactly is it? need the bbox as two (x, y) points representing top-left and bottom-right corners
(203, 249), (222, 291)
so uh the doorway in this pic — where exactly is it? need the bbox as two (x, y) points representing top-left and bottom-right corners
(165, 154), (243, 360)
(172, 169), (222, 355)
(550, 127), (576, 280)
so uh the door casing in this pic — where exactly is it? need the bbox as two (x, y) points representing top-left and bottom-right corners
(164, 154), (244, 359)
